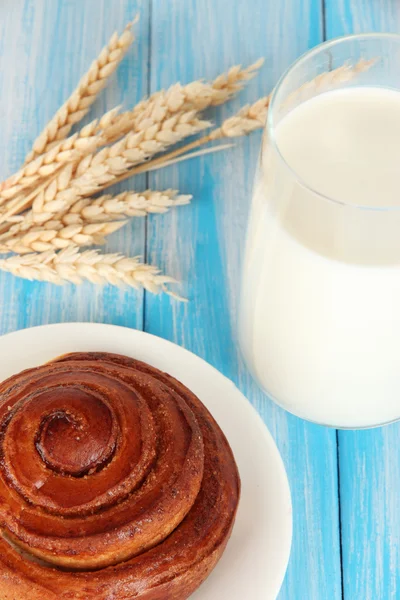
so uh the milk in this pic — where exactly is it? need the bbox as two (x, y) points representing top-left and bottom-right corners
(240, 87), (400, 427)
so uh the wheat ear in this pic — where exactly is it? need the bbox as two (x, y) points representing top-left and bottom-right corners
(0, 59), (259, 222)
(0, 111), (209, 233)
(1, 190), (190, 252)
(284, 58), (376, 109)
(106, 96), (271, 185)
(25, 21), (135, 163)
(0, 108), (119, 215)
(104, 59), (264, 143)
(63, 190), (192, 223)
(1, 190), (190, 253)
(0, 245), (183, 297)
(31, 112), (208, 218)
(122, 59), (374, 179)
(0, 221), (126, 254)
(33, 111), (207, 219)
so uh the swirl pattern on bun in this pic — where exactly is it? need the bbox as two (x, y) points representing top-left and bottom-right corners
(0, 352), (240, 600)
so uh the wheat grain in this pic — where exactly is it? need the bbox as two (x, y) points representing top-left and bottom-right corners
(0, 245), (182, 297)
(25, 22), (135, 163)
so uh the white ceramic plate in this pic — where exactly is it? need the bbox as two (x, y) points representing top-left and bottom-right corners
(0, 323), (292, 600)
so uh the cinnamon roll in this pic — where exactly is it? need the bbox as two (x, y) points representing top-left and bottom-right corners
(0, 352), (240, 599)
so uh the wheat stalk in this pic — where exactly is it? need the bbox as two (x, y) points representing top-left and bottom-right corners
(0, 245), (182, 297)
(142, 143), (234, 171)
(145, 59), (264, 113)
(7, 57), (369, 215)
(0, 168), (73, 232)
(63, 190), (192, 223)
(284, 58), (376, 110)
(0, 190), (190, 253)
(0, 108), (120, 222)
(103, 59), (264, 143)
(25, 21), (135, 163)
(0, 108), (120, 203)
(0, 220), (126, 254)
(0, 60), (260, 229)
(199, 58), (264, 107)
(74, 109), (210, 180)
(5, 98), (266, 210)
(0, 111), (209, 234)
(0, 52), (375, 297)
(128, 58), (372, 181)
(30, 112), (207, 217)
(30, 111), (207, 220)
(0, 190), (190, 252)
(106, 96), (271, 185)
(207, 96), (270, 138)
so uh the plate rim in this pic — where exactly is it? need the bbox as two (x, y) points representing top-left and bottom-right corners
(0, 322), (293, 599)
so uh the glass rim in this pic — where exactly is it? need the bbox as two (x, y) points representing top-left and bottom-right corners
(267, 32), (400, 212)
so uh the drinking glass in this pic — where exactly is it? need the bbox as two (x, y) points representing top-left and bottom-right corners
(239, 34), (400, 428)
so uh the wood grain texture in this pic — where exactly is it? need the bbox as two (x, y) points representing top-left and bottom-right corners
(146, 1), (342, 599)
(325, 2), (400, 599)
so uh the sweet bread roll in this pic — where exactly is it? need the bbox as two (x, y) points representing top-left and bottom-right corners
(0, 352), (240, 599)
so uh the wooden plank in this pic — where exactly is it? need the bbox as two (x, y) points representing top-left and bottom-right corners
(325, 0), (399, 37)
(145, 1), (342, 598)
(324, 1), (400, 599)
(0, 0), (150, 335)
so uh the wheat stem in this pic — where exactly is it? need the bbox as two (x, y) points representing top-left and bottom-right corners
(144, 143), (234, 171)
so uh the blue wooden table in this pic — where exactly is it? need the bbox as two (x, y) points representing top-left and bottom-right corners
(0, 1), (398, 598)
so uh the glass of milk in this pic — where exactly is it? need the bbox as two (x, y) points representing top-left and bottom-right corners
(239, 34), (400, 428)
